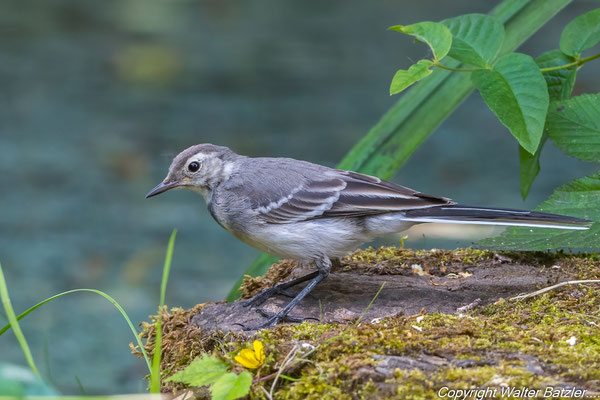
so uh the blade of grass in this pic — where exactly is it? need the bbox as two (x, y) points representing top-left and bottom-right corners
(75, 376), (87, 395)
(0, 230), (179, 381)
(150, 229), (177, 394)
(0, 288), (152, 374)
(278, 374), (302, 382)
(227, 0), (572, 301)
(355, 282), (386, 325)
(43, 336), (53, 384)
(0, 262), (41, 378)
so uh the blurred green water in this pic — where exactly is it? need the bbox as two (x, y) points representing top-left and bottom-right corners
(0, 0), (598, 395)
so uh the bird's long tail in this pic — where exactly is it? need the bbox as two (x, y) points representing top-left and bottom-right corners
(401, 205), (592, 230)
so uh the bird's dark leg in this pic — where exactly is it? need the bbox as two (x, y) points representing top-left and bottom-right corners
(241, 271), (319, 308)
(254, 308), (316, 323)
(240, 257), (331, 330)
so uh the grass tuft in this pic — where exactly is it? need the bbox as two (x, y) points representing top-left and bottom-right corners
(0, 289), (153, 374)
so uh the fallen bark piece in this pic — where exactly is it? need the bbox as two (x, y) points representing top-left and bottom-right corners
(192, 248), (567, 333)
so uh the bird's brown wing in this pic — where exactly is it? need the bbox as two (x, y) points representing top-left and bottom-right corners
(257, 170), (454, 223)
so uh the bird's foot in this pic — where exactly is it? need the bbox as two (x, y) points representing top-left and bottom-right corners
(237, 309), (318, 331)
(241, 271), (319, 307)
(237, 268), (326, 331)
(241, 287), (295, 308)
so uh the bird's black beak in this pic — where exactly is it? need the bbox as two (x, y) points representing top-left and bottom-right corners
(145, 180), (179, 198)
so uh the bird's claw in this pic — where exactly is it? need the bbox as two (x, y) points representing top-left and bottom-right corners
(255, 308), (313, 323)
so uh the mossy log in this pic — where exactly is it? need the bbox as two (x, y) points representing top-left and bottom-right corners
(134, 248), (600, 399)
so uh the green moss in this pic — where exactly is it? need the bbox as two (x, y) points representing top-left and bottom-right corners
(134, 247), (600, 398)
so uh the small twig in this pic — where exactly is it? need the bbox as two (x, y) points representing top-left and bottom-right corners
(510, 280), (600, 301)
(270, 345), (299, 398)
(260, 386), (272, 400)
(456, 298), (481, 313)
(255, 346), (298, 384)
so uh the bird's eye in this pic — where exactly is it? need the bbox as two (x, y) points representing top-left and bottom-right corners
(188, 162), (200, 172)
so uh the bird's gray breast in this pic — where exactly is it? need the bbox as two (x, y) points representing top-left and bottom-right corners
(207, 185), (252, 235)
(207, 198), (228, 231)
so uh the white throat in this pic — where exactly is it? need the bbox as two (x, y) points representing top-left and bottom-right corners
(190, 185), (213, 202)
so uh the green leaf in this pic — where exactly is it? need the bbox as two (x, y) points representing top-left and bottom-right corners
(441, 13), (505, 68)
(210, 371), (252, 400)
(389, 22), (452, 60)
(535, 49), (577, 101)
(546, 94), (600, 162)
(519, 133), (547, 200)
(478, 173), (599, 250)
(472, 52), (549, 154)
(559, 8), (600, 57)
(390, 60), (433, 95)
(165, 355), (229, 387)
(519, 50), (576, 200)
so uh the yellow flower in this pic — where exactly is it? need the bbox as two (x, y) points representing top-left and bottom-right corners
(235, 340), (265, 369)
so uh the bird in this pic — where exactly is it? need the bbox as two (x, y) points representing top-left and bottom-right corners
(146, 143), (592, 329)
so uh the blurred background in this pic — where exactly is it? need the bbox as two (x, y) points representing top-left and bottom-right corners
(1, 0), (598, 395)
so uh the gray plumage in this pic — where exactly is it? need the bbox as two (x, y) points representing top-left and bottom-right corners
(146, 143), (592, 329)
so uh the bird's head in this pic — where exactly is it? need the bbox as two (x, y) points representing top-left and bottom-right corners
(146, 144), (237, 200)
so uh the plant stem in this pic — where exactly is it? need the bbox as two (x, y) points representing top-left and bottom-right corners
(434, 63), (478, 72)
(540, 52), (600, 72)
(437, 52), (600, 74)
